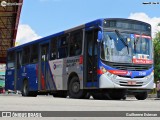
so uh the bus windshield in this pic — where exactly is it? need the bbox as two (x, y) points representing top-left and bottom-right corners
(100, 31), (153, 63)
(132, 34), (152, 60)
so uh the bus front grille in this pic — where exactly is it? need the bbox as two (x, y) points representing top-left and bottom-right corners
(119, 81), (143, 87)
(117, 75), (145, 78)
(119, 84), (143, 87)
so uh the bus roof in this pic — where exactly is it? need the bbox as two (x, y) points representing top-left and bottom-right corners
(8, 18), (151, 52)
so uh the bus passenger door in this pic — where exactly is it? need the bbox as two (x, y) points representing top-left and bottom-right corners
(39, 43), (49, 91)
(84, 30), (98, 88)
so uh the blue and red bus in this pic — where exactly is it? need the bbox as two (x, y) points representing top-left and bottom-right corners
(5, 18), (154, 100)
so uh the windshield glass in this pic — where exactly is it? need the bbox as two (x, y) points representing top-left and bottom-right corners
(131, 34), (152, 60)
(101, 31), (132, 63)
(100, 32), (153, 63)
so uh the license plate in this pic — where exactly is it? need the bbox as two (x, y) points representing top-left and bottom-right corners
(128, 81), (136, 85)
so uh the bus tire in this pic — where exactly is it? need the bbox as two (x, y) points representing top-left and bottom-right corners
(135, 92), (148, 100)
(22, 80), (37, 97)
(68, 76), (86, 99)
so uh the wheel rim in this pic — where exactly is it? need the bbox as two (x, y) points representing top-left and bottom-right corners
(72, 82), (80, 93)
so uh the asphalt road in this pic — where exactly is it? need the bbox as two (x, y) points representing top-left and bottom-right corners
(0, 94), (160, 120)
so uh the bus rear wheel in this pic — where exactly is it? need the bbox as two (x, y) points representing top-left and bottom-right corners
(135, 92), (148, 100)
(22, 80), (37, 97)
(68, 77), (87, 99)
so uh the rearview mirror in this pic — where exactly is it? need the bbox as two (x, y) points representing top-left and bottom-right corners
(97, 31), (103, 42)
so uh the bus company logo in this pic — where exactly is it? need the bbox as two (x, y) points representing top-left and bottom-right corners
(53, 64), (56, 70)
(52, 63), (62, 69)
(130, 34), (134, 39)
(126, 71), (132, 76)
(1, 1), (22, 7)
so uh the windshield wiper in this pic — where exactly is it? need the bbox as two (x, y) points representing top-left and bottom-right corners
(115, 30), (129, 54)
(134, 37), (139, 53)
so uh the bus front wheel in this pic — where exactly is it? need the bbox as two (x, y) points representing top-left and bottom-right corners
(68, 77), (87, 99)
(135, 92), (148, 100)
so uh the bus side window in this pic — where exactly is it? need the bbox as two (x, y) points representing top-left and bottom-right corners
(69, 31), (82, 56)
(30, 44), (38, 63)
(41, 50), (46, 61)
(57, 36), (68, 59)
(87, 32), (93, 56)
(7, 51), (15, 69)
(22, 46), (30, 65)
(88, 31), (97, 56)
(50, 38), (57, 60)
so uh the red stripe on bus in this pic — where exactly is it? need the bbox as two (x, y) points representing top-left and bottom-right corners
(132, 58), (153, 64)
(41, 74), (45, 90)
(36, 64), (45, 90)
(108, 70), (128, 75)
(97, 69), (103, 75)
(134, 34), (151, 39)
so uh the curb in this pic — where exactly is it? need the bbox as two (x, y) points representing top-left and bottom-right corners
(148, 94), (157, 98)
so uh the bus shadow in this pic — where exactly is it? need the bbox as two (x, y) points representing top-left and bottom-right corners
(154, 98), (160, 100)
(66, 97), (138, 101)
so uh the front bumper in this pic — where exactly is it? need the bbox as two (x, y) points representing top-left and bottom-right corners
(99, 72), (154, 90)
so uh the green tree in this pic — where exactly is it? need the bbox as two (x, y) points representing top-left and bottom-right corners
(154, 32), (160, 82)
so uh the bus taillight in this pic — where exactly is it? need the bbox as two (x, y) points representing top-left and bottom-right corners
(79, 55), (83, 64)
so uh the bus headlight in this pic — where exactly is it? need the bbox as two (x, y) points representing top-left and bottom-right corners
(100, 66), (107, 73)
(106, 71), (112, 77)
(100, 66), (117, 80)
(112, 74), (117, 80)
(106, 71), (117, 80)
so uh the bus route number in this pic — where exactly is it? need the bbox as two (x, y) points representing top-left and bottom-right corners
(139, 72), (146, 76)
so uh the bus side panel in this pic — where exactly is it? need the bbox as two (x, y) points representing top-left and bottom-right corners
(64, 57), (83, 89)
(49, 59), (63, 90)
(47, 61), (57, 90)
(49, 57), (83, 91)
(41, 61), (57, 91)
(5, 69), (15, 91)
(20, 64), (38, 91)
(27, 64), (38, 91)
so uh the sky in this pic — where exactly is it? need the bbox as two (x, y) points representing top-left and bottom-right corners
(16, 0), (160, 44)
